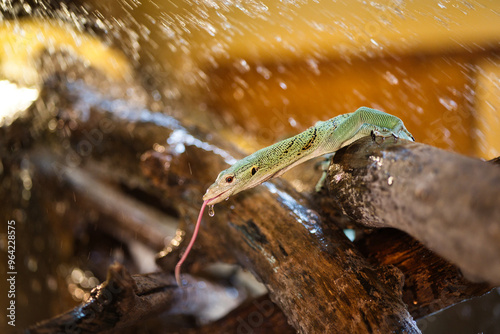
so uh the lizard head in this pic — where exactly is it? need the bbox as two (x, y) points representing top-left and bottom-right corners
(202, 157), (271, 205)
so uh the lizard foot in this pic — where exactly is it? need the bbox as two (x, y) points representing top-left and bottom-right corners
(370, 129), (390, 144)
(315, 156), (334, 192)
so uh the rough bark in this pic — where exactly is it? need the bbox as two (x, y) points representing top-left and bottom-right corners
(327, 136), (500, 284)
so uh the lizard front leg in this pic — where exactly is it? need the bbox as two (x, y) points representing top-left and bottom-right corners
(315, 154), (334, 192)
(352, 107), (415, 142)
(315, 107), (415, 191)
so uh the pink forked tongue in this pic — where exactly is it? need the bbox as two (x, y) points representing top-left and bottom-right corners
(175, 199), (209, 286)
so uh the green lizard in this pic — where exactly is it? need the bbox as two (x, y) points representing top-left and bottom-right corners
(175, 107), (414, 285)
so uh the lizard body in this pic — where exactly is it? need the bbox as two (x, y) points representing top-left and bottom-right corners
(202, 107), (414, 205)
(175, 107), (414, 285)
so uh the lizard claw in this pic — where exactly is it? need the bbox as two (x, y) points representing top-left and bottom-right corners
(371, 130), (387, 144)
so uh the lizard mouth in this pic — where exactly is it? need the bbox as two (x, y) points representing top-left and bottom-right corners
(204, 189), (231, 205)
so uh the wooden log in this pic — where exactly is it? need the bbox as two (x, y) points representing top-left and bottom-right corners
(29, 76), (498, 331)
(326, 136), (500, 284)
(26, 264), (177, 333)
(33, 150), (178, 252)
(35, 79), (420, 333)
(29, 145), (492, 325)
(29, 143), (493, 324)
(26, 264), (245, 333)
(27, 75), (497, 332)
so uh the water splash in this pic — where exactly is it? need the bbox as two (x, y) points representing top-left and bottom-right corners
(167, 128), (237, 165)
(208, 205), (215, 217)
(264, 183), (323, 237)
(439, 97), (458, 111)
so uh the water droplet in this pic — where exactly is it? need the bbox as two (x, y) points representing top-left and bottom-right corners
(235, 59), (250, 73)
(256, 65), (271, 79)
(383, 71), (399, 85)
(439, 97), (457, 111)
(208, 205), (215, 217)
(306, 57), (320, 75)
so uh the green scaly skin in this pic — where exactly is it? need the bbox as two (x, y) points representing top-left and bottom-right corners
(203, 107), (414, 205)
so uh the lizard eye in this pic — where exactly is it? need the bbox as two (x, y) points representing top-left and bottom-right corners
(225, 176), (234, 183)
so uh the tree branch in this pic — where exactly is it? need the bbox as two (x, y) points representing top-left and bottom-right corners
(27, 264), (177, 333)
(24, 76), (498, 333)
(327, 136), (500, 284)
(30, 78), (421, 333)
